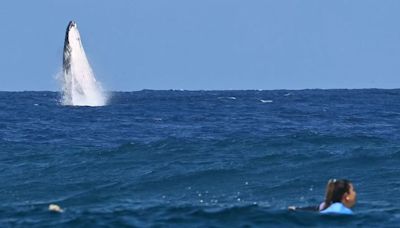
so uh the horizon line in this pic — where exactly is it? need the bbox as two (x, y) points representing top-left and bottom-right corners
(1, 88), (400, 92)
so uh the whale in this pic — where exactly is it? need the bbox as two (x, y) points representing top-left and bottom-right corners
(61, 21), (106, 106)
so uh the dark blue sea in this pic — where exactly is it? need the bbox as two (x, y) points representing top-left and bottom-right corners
(1, 90), (400, 227)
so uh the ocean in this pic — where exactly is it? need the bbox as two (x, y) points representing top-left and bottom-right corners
(1, 90), (399, 227)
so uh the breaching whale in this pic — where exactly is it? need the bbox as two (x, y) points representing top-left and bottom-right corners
(61, 21), (106, 106)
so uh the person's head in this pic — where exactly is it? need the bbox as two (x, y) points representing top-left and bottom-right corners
(323, 179), (356, 209)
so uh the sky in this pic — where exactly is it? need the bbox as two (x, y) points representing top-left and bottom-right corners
(1, 0), (400, 91)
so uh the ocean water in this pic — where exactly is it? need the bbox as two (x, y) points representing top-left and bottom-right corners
(1, 90), (400, 227)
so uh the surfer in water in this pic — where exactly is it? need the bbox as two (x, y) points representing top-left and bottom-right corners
(289, 178), (356, 214)
(319, 179), (356, 214)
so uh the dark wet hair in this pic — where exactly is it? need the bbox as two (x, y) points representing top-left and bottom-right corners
(322, 179), (351, 210)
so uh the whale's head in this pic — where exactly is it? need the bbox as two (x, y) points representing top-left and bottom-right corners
(64, 21), (79, 46)
(63, 21), (81, 72)
(67, 21), (77, 30)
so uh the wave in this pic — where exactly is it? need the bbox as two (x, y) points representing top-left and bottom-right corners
(1, 203), (399, 227)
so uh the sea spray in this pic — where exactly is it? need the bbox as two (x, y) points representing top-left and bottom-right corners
(60, 21), (107, 106)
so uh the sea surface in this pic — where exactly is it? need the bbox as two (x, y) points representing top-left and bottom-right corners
(1, 90), (400, 227)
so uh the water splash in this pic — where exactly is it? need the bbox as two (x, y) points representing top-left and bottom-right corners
(60, 21), (107, 106)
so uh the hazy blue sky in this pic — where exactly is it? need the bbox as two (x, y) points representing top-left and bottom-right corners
(1, 0), (400, 91)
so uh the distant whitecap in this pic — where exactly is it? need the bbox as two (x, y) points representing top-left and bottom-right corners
(217, 97), (237, 100)
(260, 99), (273, 103)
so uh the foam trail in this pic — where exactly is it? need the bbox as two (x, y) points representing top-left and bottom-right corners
(61, 21), (107, 106)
